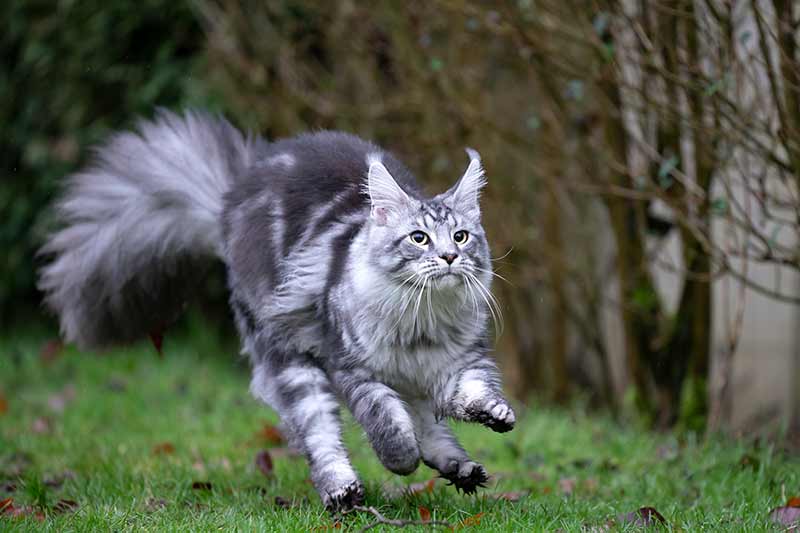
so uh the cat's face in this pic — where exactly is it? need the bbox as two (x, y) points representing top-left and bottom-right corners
(364, 150), (492, 296)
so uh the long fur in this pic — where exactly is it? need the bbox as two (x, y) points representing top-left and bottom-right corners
(38, 110), (258, 348)
(39, 109), (514, 511)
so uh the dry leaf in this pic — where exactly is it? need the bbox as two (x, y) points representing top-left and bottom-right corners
(454, 512), (485, 529)
(191, 481), (212, 491)
(31, 417), (53, 435)
(787, 497), (800, 508)
(770, 505), (800, 528)
(418, 506), (431, 522)
(149, 330), (164, 357)
(274, 496), (292, 509)
(152, 442), (176, 455)
(47, 385), (76, 413)
(616, 507), (667, 527)
(53, 499), (78, 513)
(257, 424), (285, 446)
(558, 477), (577, 495)
(584, 478), (599, 492)
(144, 497), (168, 512)
(255, 450), (274, 477)
(0, 393), (7, 416)
(39, 340), (64, 364)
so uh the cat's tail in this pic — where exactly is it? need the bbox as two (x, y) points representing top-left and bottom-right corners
(38, 109), (258, 349)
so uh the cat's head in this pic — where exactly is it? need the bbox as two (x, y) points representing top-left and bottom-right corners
(363, 149), (492, 298)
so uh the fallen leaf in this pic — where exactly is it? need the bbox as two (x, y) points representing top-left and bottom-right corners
(144, 497), (168, 512)
(257, 424), (285, 446)
(274, 496), (292, 509)
(31, 417), (53, 435)
(53, 499), (78, 513)
(616, 507), (667, 527)
(149, 330), (164, 358)
(454, 512), (484, 529)
(255, 450), (273, 478)
(489, 490), (530, 502)
(152, 442), (176, 455)
(409, 478), (437, 495)
(0, 498), (43, 521)
(0, 393), (8, 415)
(39, 340), (64, 364)
(418, 506), (431, 522)
(584, 478), (599, 492)
(191, 481), (212, 491)
(787, 497), (800, 508)
(558, 477), (577, 495)
(47, 384), (76, 413)
(739, 454), (759, 469)
(770, 505), (800, 528)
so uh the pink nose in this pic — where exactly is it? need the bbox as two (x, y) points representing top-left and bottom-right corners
(441, 253), (458, 265)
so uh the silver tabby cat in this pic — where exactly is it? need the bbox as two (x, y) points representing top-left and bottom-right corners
(39, 110), (515, 511)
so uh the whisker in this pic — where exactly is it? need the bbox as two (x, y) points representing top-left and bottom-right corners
(470, 265), (514, 286)
(412, 275), (429, 335)
(466, 272), (504, 336)
(490, 247), (514, 262)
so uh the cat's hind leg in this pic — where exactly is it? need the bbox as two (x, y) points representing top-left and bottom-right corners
(250, 351), (363, 511)
(411, 401), (488, 494)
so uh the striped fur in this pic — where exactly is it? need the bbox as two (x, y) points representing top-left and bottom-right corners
(39, 109), (514, 511)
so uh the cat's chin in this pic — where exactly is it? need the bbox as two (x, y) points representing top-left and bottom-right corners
(430, 273), (463, 290)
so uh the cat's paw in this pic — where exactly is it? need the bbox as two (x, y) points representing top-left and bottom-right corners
(439, 459), (488, 494)
(323, 480), (365, 513)
(465, 397), (515, 433)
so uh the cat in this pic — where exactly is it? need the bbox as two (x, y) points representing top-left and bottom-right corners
(39, 109), (515, 511)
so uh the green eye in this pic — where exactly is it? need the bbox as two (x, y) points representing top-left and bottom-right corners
(409, 231), (430, 246)
(453, 230), (469, 244)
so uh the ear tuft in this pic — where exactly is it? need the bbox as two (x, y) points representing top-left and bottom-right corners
(446, 148), (487, 217)
(365, 153), (411, 225)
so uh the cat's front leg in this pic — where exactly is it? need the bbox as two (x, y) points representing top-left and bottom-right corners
(441, 349), (516, 433)
(331, 368), (421, 475)
(410, 401), (488, 494)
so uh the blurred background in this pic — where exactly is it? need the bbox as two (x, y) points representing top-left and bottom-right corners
(2, 0), (798, 435)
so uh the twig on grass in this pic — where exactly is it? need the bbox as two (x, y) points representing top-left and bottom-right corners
(346, 505), (453, 532)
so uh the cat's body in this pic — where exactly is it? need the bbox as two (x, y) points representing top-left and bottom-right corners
(39, 110), (515, 510)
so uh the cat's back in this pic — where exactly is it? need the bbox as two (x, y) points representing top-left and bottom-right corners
(221, 131), (419, 324)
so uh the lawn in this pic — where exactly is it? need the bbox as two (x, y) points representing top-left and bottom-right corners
(1, 329), (798, 532)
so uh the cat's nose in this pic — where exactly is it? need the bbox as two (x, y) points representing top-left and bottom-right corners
(441, 253), (458, 265)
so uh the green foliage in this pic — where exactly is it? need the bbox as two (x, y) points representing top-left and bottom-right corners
(0, 0), (213, 325)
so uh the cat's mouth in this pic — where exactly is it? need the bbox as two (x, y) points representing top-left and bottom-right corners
(429, 271), (463, 288)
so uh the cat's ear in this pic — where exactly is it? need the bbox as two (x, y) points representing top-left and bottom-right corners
(445, 148), (487, 219)
(366, 154), (412, 226)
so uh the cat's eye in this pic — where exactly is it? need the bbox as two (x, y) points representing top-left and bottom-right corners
(453, 230), (469, 245)
(409, 231), (430, 246)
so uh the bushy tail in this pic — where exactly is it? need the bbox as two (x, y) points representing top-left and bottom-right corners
(38, 109), (257, 349)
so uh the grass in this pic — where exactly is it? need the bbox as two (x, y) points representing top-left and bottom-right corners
(1, 330), (798, 532)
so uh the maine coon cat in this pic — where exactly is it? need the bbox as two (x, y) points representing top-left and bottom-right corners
(39, 110), (515, 511)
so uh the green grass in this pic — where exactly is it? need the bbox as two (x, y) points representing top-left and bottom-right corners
(1, 331), (798, 532)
